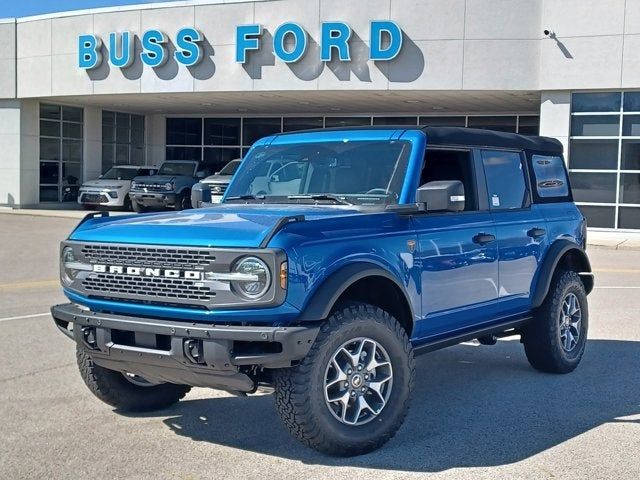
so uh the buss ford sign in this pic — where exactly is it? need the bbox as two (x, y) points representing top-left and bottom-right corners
(78, 21), (403, 70)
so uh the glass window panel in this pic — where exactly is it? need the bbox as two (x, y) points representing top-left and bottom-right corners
(204, 118), (241, 145)
(571, 115), (620, 136)
(324, 117), (371, 128)
(372, 116), (417, 126)
(130, 145), (145, 165)
(481, 150), (527, 209)
(165, 146), (202, 161)
(40, 138), (60, 161)
(40, 120), (60, 137)
(531, 155), (570, 198)
(569, 172), (617, 203)
(620, 173), (640, 204)
(621, 140), (640, 170)
(39, 185), (59, 202)
(131, 114), (144, 131)
(166, 118), (202, 145)
(115, 144), (129, 164)
(102, 110), (115, 126)
(624, 92), (640, 112)
(102, 125), (115, 143)
(569, 139), (619, 170)
(282, 117), (323, 132)
(116, 126), (129, 144)
(62, 139), (82, 162)
(572, 92), (621, 113)
(242, 117), (281, 145)
(203, 147), (241, 172)
(63, 122), (82, 139)
(115, 112), (130, 128)
(62, 163), (82, 185)
(39, 161), (59, 184)
(62, 106), (83, 123)
(467, 116), (517, 132)
(131, 128), (144, 146)
(102, 144), (115, 171)
(623, 115), (640, 136)
(578, 205), (616, 228)
(242, 147), (250, 158)
(517, 116), (540, 135)
(619, 207), (640, 228)
(418, 116), (466, 127)
(40, 104), (60, 120)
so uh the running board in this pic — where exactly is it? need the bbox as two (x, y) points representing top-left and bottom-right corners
(413, 317), (532, 355)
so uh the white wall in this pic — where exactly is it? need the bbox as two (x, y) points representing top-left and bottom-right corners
(538, 91), (571, 159)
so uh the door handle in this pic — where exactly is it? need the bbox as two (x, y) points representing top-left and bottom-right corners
(527, 227), (546, 238)
(473, 233), (496, 245)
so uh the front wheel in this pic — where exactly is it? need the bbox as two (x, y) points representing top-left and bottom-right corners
(131, 200), (147, 213)
(76, 347), (191, 412)
(274, 303), (414, 456)
(174, 191), (192, 211)
(523, 270), (588, 374)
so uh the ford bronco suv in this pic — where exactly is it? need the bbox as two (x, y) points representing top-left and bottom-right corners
(129, 160), (208, 212)
(52, 127), (593, 456)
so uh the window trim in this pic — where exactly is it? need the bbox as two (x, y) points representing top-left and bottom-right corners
(529, 153), (573, 204)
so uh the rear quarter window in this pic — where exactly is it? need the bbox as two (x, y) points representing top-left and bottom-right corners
(531, 155), (570, 199)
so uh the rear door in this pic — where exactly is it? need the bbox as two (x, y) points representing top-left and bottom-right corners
(479, 149), (548, 315)
(411, 148), (499, 340)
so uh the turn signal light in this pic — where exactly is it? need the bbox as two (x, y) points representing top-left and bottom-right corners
(280, 262), (288, 290)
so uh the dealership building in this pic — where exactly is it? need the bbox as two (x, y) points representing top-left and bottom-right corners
(0, 0), (639, 230)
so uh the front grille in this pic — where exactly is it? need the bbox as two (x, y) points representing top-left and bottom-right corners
(83, 273), (214, 302)
(81, 244), (216, 268)
(81, 193), (108, 203)
(133, 183), (166, 191)
(209, 183), (228, 195)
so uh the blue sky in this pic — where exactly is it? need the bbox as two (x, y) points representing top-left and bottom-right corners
(1, 0), (179, 18)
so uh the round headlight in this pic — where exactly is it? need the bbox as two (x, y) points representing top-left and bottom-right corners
(232, 257), (271, 299)
(61, 246), (76, 286)
(131, 181), (138, 189)
(164, 182), (173, 191)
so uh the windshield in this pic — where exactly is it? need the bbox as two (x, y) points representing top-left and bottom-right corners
(218, 159), (241, 176)
(101, 167), (140, 180)
(224, 140), (410, 205)
(158, 162), (196, 176)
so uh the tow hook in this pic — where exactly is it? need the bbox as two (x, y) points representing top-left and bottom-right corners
(477, 334), (498, 346)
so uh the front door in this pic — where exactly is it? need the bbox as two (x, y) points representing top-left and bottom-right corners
(411, 148), (499, 340)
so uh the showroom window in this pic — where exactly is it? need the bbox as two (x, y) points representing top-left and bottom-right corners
(102, 111), (145, 173)
(569, 91), (640, 229)
(39, 104), (83, 202)
(165, 115), (539, 174)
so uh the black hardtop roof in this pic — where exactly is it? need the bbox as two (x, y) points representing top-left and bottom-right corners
(278, 125), (563, 154)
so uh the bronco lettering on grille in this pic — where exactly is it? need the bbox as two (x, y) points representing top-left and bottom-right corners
(92, 264), (203, 280)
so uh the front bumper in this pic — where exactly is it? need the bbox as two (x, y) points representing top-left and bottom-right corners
(52, 303), (319, 392)
(129, 191), (176, 207)
(78, 190), (124, 207)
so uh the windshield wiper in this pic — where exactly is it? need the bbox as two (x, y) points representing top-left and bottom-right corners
(287, 194), (353, 205)
(225, 194), (266, 201)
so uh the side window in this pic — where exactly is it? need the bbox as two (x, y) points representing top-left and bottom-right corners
(531, 155), (570, 198)
(421, 149), (478, 211)
(481, 150), (528, 210)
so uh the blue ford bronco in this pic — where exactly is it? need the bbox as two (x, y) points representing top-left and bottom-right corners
(52, 127), (593, 456)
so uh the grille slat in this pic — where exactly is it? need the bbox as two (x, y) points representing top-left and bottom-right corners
(81, 245), (216, 268)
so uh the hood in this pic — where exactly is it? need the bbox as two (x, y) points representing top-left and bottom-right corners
(202, 174), (231, 185)
(81, 179), (130, 189)
(69, 203), (364, 247)
(132, 175), (178, 184)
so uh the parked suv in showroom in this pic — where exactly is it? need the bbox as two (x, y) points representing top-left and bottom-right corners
(191, 158), (242, 208)
(78, 165), (158, 210)
(52, 127), (593, 456)
(128, 160), (208, 212)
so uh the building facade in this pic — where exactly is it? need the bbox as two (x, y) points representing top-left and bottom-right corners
(0, 0), (639, 230)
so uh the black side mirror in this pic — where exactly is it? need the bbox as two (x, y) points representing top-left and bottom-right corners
(417, 180), (465, 212)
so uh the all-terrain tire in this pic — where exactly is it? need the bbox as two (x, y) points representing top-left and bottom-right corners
(76, 347), (191, 412)
(131, 200), (147, 213)
(274, 303), (415, 456)
(174, 191), (191, 211)
(523, 270), (588, 374)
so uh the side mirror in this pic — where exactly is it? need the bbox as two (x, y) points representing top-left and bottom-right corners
(417, 180), (465, 212)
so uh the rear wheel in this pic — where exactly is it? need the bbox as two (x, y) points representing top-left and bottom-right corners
(274, 303), (414, 456)
(523, 270), (588, 374)
(76, 347), (191, 412)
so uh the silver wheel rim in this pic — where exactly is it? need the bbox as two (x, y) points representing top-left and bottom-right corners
(559, 293), (582, 352)
(122, 372), (156, 387)
(323, 337), (393, 426)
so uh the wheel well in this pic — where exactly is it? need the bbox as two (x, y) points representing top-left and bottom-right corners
(332, 275), (414, 336)
(557, 249), (590, 273)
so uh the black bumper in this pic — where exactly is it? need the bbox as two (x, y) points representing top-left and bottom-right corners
(129, 192), (176, 207)
(51, 303), (319, 392)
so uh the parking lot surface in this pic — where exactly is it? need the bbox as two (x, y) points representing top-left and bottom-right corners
(0, 213), (638, 479)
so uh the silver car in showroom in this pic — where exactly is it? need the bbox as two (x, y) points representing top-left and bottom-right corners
(78, 165), (157, 210)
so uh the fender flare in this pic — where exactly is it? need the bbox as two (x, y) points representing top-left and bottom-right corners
(531, 239), (593, 308)
(298, 262), (415, 324)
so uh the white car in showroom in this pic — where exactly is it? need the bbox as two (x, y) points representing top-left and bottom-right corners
(78, 165), (158, 210)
